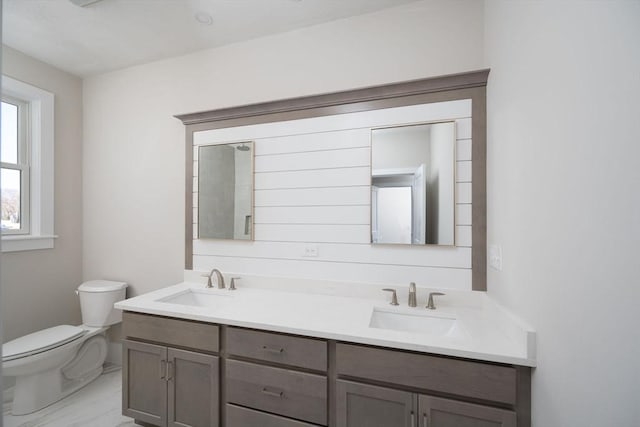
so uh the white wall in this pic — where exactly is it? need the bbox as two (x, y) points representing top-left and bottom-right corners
(485, 1), (640, 425)
(1, 46), (84, 342)
(82, 0), (484, 297)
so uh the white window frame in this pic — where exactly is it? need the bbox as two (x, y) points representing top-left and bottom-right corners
(1, 76), (56, 252)
(1, 95), (30, 235)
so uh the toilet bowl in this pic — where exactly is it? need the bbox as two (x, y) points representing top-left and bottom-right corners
(2, 280), (127, 415)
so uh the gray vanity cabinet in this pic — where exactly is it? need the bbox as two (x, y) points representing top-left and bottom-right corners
(418, 395), (516, 427)
(122, 312), (220, 427)
(122, 312), (531, 427)
(123, 340), (219, 427)
(336, 380), (517, 427)
(335, 343), (524, 427)
(167, 348), (219, 427)
(336, 380), (416, 427)
(224, 326), (328, 426)
(122, 340), (167, 426)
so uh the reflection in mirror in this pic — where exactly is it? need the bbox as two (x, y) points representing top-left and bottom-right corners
(371, 122), (455, 246)
(198, 141), (254, 240)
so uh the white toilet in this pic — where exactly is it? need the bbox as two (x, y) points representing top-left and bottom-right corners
(2, 280), (127, 415)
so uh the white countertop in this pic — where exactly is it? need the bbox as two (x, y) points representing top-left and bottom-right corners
(115, 273), (536, 367)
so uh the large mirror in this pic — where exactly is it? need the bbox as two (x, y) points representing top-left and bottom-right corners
(371, 122), (455, 246)
(198, 141), (254, 240)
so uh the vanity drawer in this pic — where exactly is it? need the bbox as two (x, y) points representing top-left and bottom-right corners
(226, 359), (327, 425)
(122, 311), (219, 353)
(226, 327), (327, 371)
(226, 404), (321, 427)
(336, 343), (517, 405)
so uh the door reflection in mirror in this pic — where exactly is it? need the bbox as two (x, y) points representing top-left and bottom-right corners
(198, 141), (253, 240)
(371, 122), (455, 246)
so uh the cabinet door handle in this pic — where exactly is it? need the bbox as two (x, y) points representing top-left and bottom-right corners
(410, 411), (415, 426)
(261, 387), (284, 398)
(262, 345), (284, 354)
(423, 413), (428, 427)
(159, 360), (166, 380)
(167, 361), (173, 382)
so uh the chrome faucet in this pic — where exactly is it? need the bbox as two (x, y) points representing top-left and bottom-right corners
(229, 277), (240, 291)
(408, 282), (417, 307)
(201, 268), (225, 289)
(426, 292), (445, 310)
(382, 288), (399, 306)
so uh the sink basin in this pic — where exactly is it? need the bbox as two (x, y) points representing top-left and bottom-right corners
(157, 289), (231, 309)
(369, 308), (459, 336)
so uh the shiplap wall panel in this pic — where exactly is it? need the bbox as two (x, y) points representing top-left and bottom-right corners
(194, 100), (473, 146)
(456, 117), (472, 139)
(193, 99), (475, 290)
(255, 147), (370, 172)
(455, 226), (472, 247)
(255, 167), (370, 190)
(456, 139), (472, 161)
(255, 187), (370, 207)
(193, 240), (471, 269)
(456, 161), (472, 183)
(456, 183), (472, 204)
(255, 224), (370, 244)
(255, 129), (369, 155)
(255, 206), (369, 225)
(193, 255), (472, 290)
(456, 204), (472, 226)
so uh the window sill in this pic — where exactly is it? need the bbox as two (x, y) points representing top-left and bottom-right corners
(1, 234), (58, 252)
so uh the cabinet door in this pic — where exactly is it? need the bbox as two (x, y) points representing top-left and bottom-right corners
(336, 380), (417, 427)
(418, 395), (516, 427)
(167, 348), (219, 427)
(123, 340), (168, 426)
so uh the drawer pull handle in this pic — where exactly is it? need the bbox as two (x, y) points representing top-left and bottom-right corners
(262, 345), (284, 354)
(261, 387), (284, 398)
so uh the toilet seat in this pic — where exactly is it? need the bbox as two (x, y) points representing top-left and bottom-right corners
(2, 325), (87, 362)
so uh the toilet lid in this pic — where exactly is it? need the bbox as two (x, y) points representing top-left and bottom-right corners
(78, 280), (127, 293)
(2, 325), (87, 362)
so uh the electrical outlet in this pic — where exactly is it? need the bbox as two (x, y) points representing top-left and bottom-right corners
(303, 244), (319, 257)
(489, 244), (503, 271)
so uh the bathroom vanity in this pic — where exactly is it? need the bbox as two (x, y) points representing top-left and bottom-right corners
(122, 70), (534, 426)
(116, 279), (534, 427)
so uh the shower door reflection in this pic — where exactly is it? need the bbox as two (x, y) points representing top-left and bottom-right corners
(371, 122), (456, 246)
(198, 141), (254, 240)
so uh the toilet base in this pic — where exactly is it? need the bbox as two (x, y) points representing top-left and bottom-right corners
(11, 366), (103, 415)
(9, 334), (108, 415)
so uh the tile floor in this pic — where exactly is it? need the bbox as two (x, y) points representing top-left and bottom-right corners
(3, 367), (135, 427)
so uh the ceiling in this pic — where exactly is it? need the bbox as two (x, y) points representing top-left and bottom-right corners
(3, 0), (420, 77)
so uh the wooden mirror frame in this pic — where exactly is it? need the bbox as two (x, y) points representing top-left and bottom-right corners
(176, 69), (489, 291)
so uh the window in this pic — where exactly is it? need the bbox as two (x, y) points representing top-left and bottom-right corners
(1, 96), (30, 234)
(1, 76), (55, 252)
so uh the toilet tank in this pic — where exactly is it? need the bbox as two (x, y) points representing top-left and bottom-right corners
(77, 280), (128, 327)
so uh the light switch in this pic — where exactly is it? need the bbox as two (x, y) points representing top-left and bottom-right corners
(303, 244), (319, 257)
(489, 244), (503, 271)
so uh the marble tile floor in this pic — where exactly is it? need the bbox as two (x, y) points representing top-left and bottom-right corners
(3, 366), (135, 427)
